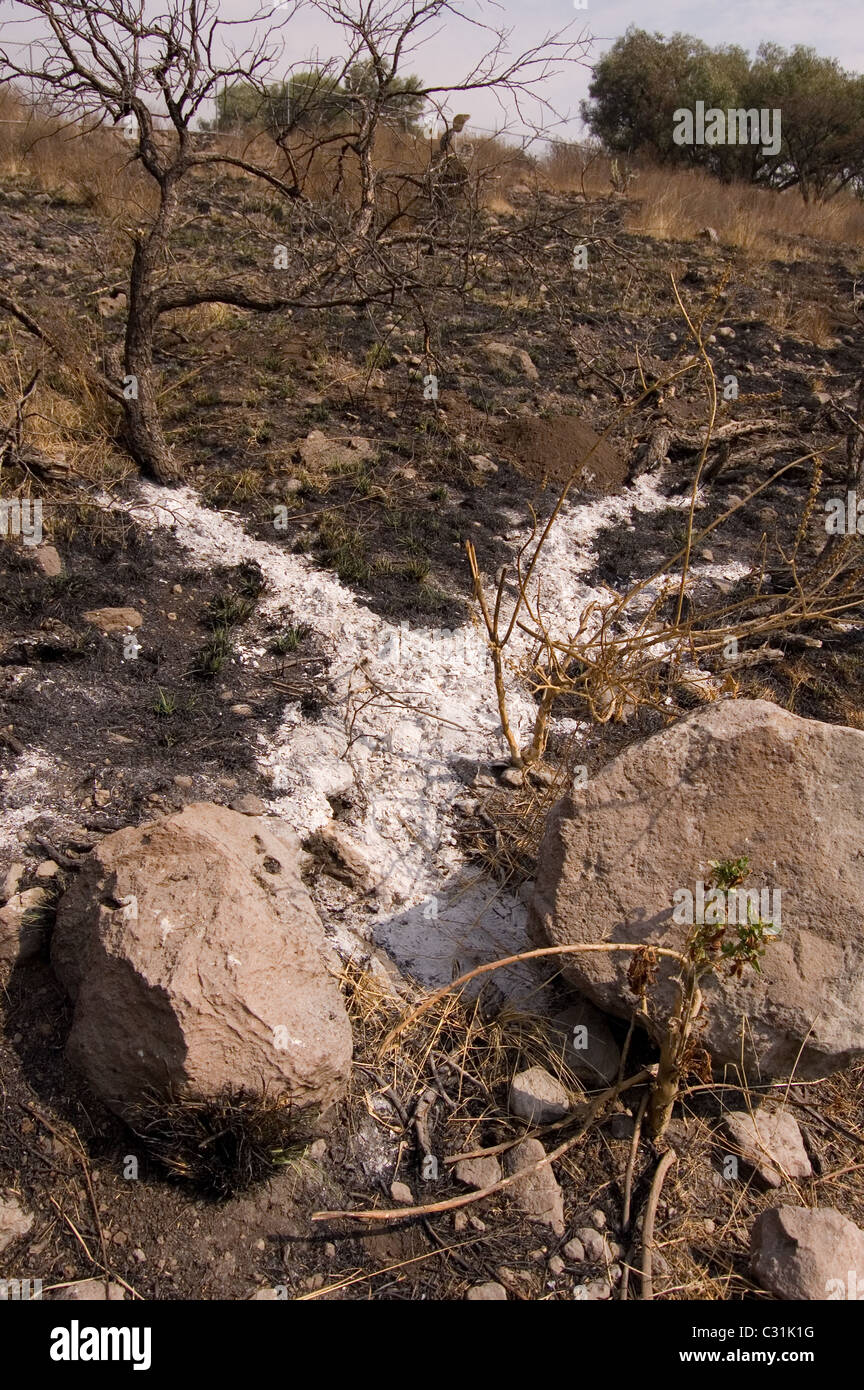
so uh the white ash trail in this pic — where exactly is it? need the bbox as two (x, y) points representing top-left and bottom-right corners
(123, 477), (683, 991)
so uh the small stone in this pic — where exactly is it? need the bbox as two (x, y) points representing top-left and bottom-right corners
(575, 1226), (607, 1262)
(453, 1210), (469, 1232)
(548, 1255), (565, 1275)
(390, 1181), (414, 1206)
(93, 789), (111, 807)
(308, 1139), (327, 1161)
(454, 1156), (502, 1190)
(229, 704), (255, 718)
(482, 341), (539, 381)
(466, 1281), (507, 1301)
(722, 1108), (812, 1188)
(504, 1138), (565, 1235)
(2, 863), (26, 902)
(0, 1192), (33, 1253)
(590, 1208), (607, 1231)
(172, 584), (183, 594)
(563, 1237), (585, 1262)
(82, 607), (142, 633)
(509, 1066), (570, 1125)
(469, 455), (498, 475)
(229, 794), (267, 816)
(35, 860), (59, 879)
(173, 775), (193, 788)
(499, 767), (524, 789)
(132, 1247), (146, 1263)
(0, 888), (50, 963)
(718, 326), (736, 339)
(312, 821), (376, 890)
(324, 1243), (336, 1259)
(52, 1279), (126, 1301)
(250, 1287), (282, 1300)
(587, 1278), (611, 1300)
(609, 1113), (635, 1140)
(31, 544), (63, 578)
(527, 763), (556, 788)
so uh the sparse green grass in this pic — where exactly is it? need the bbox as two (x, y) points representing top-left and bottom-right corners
(316, 513), (371, 584)
(271, 623), (311, 655)
(401, 555), (430, 583)
(205, 593), (255, 628)
(193, 625), (233, 677)
(365, 342), (394, 371)
(153, 688), (178, 717)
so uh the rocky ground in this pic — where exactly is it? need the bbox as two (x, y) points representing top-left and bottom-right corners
(1, 160), (864, 1302)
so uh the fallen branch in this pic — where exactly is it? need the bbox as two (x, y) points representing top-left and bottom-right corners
(312, 1069), (652, 1224)
(640, 1148), (677, 1300)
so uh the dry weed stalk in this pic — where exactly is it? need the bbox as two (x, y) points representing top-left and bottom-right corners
(469, 277), (864, 767)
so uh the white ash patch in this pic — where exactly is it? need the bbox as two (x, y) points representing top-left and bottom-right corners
(117, 477), (722, 995)
(0, 746), (67, 860)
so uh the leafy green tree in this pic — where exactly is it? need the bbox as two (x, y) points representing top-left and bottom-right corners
(751, 44), (864, 201)
(582, 27), (864, 201)
(580, 27), (707, 163)
(343, 59), (425, 131)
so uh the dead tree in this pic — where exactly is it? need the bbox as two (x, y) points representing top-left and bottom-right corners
(0, 0), (590, 484)
(429, 112), (470, 215)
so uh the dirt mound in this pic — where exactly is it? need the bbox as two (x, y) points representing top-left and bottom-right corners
(494, 415), (627, 492)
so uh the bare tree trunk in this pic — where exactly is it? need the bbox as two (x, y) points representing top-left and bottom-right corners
(119, 186), (183, 484)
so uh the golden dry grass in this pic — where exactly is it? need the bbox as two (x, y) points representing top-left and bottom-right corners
(622, 164), (864, 257)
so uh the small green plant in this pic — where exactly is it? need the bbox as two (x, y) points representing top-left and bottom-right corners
(317, 513), (371, 584)
(194, 626), (233, 677)
(642, 855), (781, 1139)
(205, 593), (255, 628)
(364, 342), (394, 371)
(708, 856), (749, 891)
(153, 688), (178, 717)
(271, 623), (311, 655)
(401, 555), (431, 583)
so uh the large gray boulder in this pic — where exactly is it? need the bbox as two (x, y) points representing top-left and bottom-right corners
(52, 803), (352, 1115)
(751, 1206), (864, 1300)
(533, 700), (864, 1079)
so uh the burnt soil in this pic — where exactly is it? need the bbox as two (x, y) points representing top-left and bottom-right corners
(1, 166), (863, 1300)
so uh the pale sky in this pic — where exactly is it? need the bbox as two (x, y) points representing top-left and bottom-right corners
(2, 0), (862, 139)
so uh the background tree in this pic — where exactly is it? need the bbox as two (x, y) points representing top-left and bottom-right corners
(581, 26), (864, 201)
